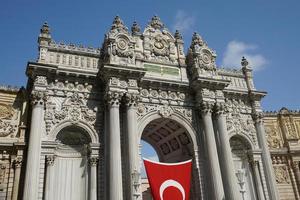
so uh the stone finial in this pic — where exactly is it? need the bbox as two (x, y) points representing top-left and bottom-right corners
(191, 32), (205, 47)
(174, 30), (183, 40)
(111, 15), (128, 32)
(38, 22), (51, 45)
(131, 21), (141, 35)
(241, 56), (249, 67)
(149, 15), (164, 29)
(40, 22), (50, 34)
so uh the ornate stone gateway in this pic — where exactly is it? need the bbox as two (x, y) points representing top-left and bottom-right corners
(18, 16), (281, 200)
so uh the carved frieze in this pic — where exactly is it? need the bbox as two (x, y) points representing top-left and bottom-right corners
(274, 165), (290, 184)
(265, 124), (282, 148)
(44, 92), (97, 134)
(0, 104), (18, 138)
(139, 88), (188, 105)
(282, 116), (298, 139)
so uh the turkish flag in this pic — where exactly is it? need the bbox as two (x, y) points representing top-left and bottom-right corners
(143, 158), (192, 200)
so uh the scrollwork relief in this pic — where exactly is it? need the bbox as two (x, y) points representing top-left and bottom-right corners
(137, 103), (193, 123)
(44, 92), (97, 134)
(226, 112), (257, 146)
(0, 119), (16, 137)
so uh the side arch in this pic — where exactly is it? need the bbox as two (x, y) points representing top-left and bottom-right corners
(48, 119), (98, 143)
(228, 131), (255, 150)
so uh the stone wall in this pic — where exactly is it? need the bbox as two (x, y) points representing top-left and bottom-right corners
(0, 86), (27, 200)
(264, 108), (300, 200)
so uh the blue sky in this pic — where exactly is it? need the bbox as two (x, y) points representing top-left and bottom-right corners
(1, 1), (299, 173)
(1, 0), (299, 111)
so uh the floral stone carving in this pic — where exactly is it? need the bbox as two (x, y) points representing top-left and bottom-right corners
(44, 92), (97, 133)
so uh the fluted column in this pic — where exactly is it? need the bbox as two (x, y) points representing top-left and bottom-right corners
(12, 157), (22, 200)
(200, 102), (224, 200)
(44, 155), (55, 200)
(89, 157), (98, 200)
(23, 91), (46, 200)
(253, 112), (280, 200)
(214, 103), (240, 200)
(107, 92), (123, 200)
(292, 161), (300, 196)
(125, 93), (139, 200)
(250, 159), (266, 200)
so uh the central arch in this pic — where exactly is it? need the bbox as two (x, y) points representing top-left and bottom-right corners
(137, 112), (201, 200)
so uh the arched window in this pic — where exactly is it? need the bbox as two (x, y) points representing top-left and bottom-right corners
(50, 126), (92, 200)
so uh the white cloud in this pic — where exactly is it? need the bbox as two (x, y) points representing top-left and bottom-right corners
(221, 40), (268, 71)
(172, 10), (195, 35)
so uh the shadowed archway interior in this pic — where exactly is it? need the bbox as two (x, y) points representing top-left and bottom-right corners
(141, 118), (194, 163)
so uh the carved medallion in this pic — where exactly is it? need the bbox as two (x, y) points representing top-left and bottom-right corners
(117, 38), (128, 50)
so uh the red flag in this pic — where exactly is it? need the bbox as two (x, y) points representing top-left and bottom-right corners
(143, 158), (192, 200)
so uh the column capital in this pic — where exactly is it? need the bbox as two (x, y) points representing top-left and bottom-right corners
(105, 91), (123, 107)
(14, 157), (23, 168)
(199, 101), (214, 114)
(292, 161), (300, 170)
(252, 111), (264, 123)
(214, 102), (226, 115)
(89, 156), (99, 167)
(248, 157), (259, 167)
(46, 155), (55, 166)
(31, 90), (47, 106)
(125, 93), (139, 108)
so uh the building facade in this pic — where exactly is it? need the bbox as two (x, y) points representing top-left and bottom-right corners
(0, 15), (298, 200)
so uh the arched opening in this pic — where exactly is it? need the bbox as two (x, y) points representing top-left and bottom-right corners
(51, 126), (92, 200)
(140, 118), (198, 199)
(230, 135), (257, 200)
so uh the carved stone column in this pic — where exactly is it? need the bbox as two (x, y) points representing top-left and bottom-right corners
(106, 92), (123, 200)
(125, 93), (139, 199)
(249, 159), (266, 200)
(44, 155), (55, 200)
(23, 91), (47, 200)
(253, 112), (280, 200)
(89, 157), (98, 200)
(200, 102), (224, 200)
(12, 157), (22, 200)
(214, 103), (240, 200)
(292, 161), (300, 197)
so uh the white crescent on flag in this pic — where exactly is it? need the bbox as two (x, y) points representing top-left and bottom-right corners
(143, 158), (192, 200)
(159, 179), (185, 200)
